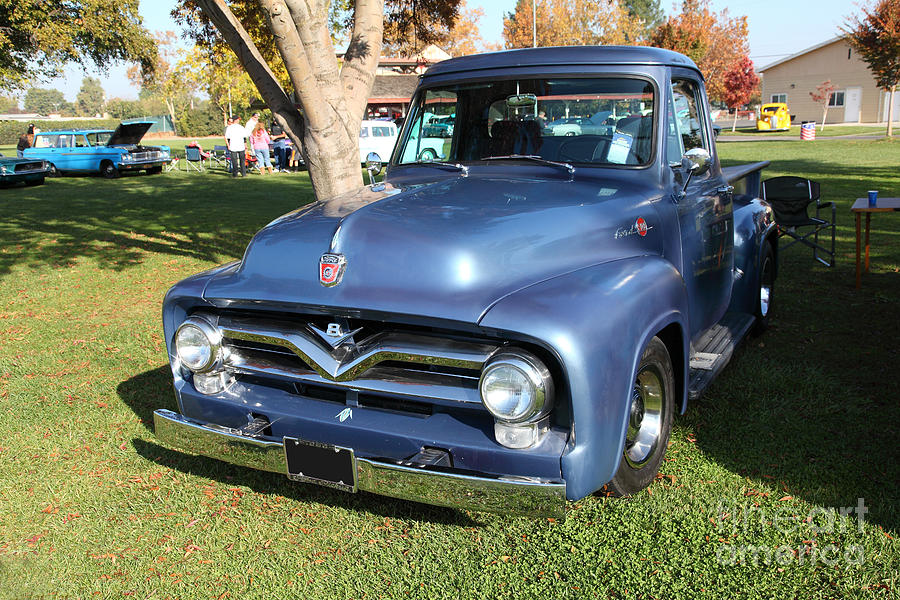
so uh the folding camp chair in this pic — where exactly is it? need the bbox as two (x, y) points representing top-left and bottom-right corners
(210, 145), (228, 169)
(762, 176), (835, 267)
(164, 157), (180, 172)
(184, 146), (205, 172)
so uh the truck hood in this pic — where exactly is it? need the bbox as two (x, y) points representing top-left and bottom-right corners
(107, 121), (153, 146)
(203, 171), (665, 324)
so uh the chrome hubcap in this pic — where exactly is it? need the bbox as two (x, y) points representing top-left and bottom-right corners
(760, 284), (771, 317)
(624, 366), (664, 467)
(760, 255), (773, 317)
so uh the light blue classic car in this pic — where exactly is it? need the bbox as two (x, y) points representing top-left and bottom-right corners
(23, 121), (170, 178)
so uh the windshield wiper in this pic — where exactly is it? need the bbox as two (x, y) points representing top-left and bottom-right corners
(484, 154), (575, 174)
(405, 161), (469, 176)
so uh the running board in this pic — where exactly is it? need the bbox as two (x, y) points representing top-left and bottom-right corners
(688, 312), (756, 400)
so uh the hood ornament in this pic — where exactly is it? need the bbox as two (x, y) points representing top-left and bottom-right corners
(319, 253), (346, 287)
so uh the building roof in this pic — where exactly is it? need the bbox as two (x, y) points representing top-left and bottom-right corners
(369, 75), (420, 103)
(423, 46), (699, 78)
(758, 36), (844, 72)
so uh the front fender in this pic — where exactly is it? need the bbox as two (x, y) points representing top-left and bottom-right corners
(478, 256), (689, 500)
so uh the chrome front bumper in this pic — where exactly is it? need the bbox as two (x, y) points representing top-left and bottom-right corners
(153, 409), (566, 518)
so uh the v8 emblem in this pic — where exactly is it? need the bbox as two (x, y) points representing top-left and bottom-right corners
(336, 408), (353, 422)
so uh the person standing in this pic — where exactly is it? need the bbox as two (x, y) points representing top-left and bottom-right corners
(270, 120), (288, 172)
(250, 122), (275, 174)
(224, 116), (247, 178)
(16, 123), (34, 157)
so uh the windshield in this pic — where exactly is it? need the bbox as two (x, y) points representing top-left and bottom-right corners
(395, 77), (655, 167)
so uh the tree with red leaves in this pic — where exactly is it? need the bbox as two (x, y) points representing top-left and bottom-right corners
(650, 0), (749, 103)
(809, 80), (837, 130)
(844, 0), (900, 136)
(722, 55), (759, 132)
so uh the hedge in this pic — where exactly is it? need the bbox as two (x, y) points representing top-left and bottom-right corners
(0, 119), (120, 145)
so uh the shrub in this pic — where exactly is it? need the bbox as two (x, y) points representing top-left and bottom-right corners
(0, 119), (120, 145)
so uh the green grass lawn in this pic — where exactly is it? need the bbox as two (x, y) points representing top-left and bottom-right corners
(719, 125), (890, 138)
(1, 142), (898, 598)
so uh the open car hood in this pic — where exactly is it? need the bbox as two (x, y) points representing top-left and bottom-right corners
(107, 121), (154, 146)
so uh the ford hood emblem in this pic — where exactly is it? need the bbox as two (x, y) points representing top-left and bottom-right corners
(319, 253), (347, 287)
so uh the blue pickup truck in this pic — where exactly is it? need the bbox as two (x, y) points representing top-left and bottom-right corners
(153, 46), (775, 518)
(23, 121), (170, 178)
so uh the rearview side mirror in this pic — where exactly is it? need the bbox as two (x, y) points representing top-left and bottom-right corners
(678, 147), (711, 196)
(366, 152), (383, 185)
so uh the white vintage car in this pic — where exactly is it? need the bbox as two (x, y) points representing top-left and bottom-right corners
(358, 120), (399, 164)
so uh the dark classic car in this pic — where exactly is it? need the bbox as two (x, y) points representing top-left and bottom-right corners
(0, 152), (50, 187)
(22, 121), (170, 178)
(154, 47), (776, 518)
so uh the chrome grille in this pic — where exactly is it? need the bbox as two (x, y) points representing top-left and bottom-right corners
(131, 151), (162, 161)
(14, 161), (44, 172)
(202, 313), (498, 409)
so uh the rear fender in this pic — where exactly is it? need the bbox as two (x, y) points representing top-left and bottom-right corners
(730, 198), (777, 314)
(478, 257), (689, 500)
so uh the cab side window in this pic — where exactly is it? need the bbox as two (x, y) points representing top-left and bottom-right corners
(667, 79), (709, 164)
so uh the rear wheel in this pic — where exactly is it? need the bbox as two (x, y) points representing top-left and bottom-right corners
(100, 161), (119, 179)
(606, 336), (675, 496)
(48, 164), (61, 177)
(418, 148), (437, 161)
(753, 241), (775, 334)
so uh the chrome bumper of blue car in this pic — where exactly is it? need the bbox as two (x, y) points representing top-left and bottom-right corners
(153, 409), (566, 518)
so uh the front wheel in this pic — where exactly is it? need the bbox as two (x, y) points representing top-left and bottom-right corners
(100, 161), (119, 179)
(48, 164), (61, 177)
(606, 336), (675, 496)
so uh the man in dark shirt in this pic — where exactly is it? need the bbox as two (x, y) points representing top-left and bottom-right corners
(16, 132), (31, 157)
(16, 123), (37, 157)
(270, 121), (289, 172)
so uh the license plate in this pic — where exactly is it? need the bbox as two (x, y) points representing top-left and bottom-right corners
(283, 437), (357, 492)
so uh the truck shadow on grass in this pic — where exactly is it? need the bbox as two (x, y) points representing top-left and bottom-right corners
(118, 366), (481, 526)
(684, 256), (900, 534)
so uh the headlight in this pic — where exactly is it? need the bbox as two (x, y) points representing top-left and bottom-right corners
(174, 316), (222, 373)
(0, 166), (6, 175)
(479, 350), (553, 423)
(121, 154), (133, 162)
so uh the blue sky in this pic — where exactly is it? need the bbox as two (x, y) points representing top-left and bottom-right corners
(46, 0), (855, 102)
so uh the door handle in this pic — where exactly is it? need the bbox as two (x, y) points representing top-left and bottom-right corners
(716, 185), (734, 195)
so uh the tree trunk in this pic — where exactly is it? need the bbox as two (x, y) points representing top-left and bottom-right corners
(731, 108), (738, 132)
(821, 105), (827, 131)
(194, 0), (311, 183)
(165, 98), (178, 136)
(888, 85), (896, 138)
(195, 0), (384, 200)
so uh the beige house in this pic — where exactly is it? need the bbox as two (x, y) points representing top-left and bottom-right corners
(759, 36), (899, 124)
